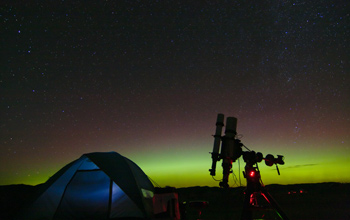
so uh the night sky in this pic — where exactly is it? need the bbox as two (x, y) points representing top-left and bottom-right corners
(1, 1), (349, 188)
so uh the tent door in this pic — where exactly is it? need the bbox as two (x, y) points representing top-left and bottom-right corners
(54, 170), (110, 220)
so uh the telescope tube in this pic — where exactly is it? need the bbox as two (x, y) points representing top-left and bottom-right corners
(219, 117), (238, 187)
(209, 113), (224, 176)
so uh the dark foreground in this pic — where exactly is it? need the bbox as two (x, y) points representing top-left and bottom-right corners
(178, 183), (350, 220)
(1, 182), (349, 219)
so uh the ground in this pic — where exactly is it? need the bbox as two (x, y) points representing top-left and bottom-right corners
(1, 182), (349, 219)
(177, 183), (350, 220)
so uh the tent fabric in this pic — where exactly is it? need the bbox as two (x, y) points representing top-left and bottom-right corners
(15, 152), (154, 220)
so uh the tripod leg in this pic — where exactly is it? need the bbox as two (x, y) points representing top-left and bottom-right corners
(261, 188), (289, 220)
(241, 190), (253, 220)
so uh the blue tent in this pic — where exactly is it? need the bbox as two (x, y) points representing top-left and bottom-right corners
(16, 152), (154, 220)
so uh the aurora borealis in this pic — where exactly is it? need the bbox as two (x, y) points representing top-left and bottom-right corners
(1, 1), (349, 188)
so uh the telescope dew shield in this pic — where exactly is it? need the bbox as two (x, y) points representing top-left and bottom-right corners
(210, 113), (224, 176)
(225, 117), (237, 135)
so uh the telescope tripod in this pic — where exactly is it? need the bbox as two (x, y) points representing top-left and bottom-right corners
(209, 114), (289, 220)
(241, 163), (289, 220)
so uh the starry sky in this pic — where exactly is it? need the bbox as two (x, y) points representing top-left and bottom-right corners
(1, 1), (349, 188)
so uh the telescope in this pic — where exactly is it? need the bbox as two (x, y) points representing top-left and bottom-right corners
(209, 114), (289, 219)
(209, 114), (285, 188)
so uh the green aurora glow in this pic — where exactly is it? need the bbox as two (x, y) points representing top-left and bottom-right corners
(3, 136), (349, 187)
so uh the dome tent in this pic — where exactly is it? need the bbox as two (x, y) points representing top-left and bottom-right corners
(16, 152), (154, 220)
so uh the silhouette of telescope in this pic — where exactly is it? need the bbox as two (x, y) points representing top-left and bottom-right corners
(209, 114), (285, 186)
(209, 114), (241, 177)
(209, 114), (224, 176)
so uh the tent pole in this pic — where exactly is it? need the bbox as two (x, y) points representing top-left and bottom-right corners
(107, 179), (113, 218)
